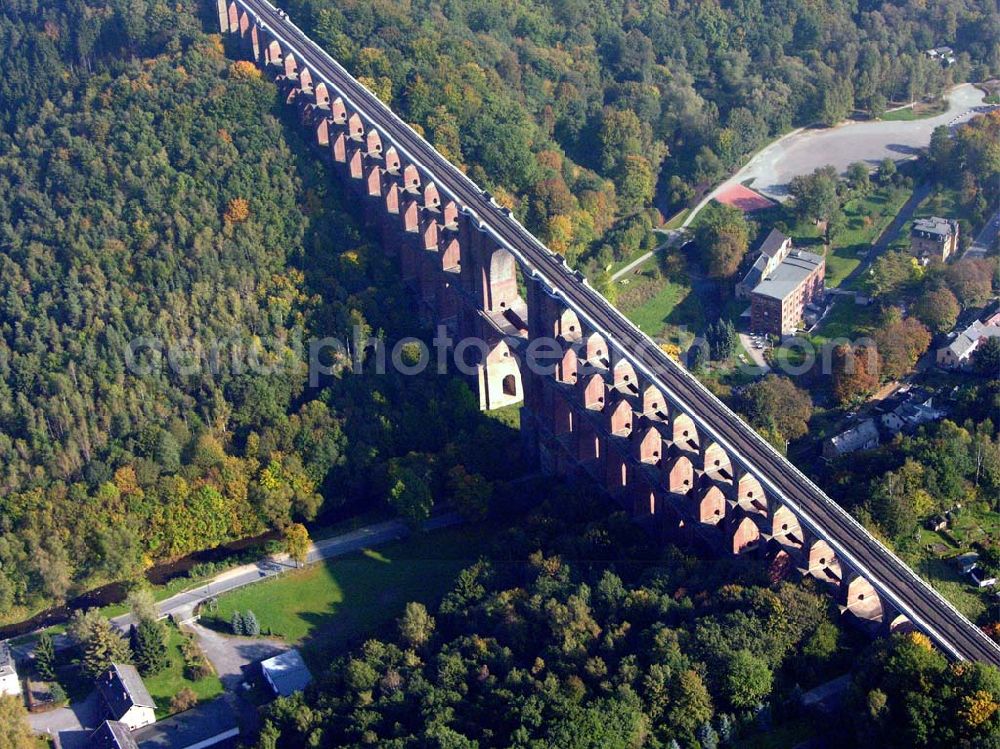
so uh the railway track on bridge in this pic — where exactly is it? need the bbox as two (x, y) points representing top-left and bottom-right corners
(232, 0), (1000, 667)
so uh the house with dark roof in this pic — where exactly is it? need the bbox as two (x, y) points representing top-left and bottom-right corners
(134, 696), (240, 749)
(260, 649), (312, 697)
(937, 319), (1000, 370)
(911, 216), (959, 262)
(90, 720), (140, 749)
(0, 641), (21, 697)
(97, 664), (157, 730)
(735, 229), (793, 299)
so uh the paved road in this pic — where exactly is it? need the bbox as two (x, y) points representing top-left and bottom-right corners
(681, 84), (996, 227)
(186, 621), (286, 689)
(745, 84), (995, 199)
(964, 205), (1000, 259)
(233, 0), (1000, 665)
(111, 513), (462, 631)
(27, 692), (99, 747)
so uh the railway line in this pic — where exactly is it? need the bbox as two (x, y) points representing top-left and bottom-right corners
(235, 0), (1000, 666)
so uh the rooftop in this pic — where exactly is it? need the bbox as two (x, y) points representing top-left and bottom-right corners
(828, 419), (879, 455)
(97, 664), (156, 720)
(261, 649), (312, 697)
(758, 228), (790, 258)
(752, 250), (824, 301)
(912, 216), (957, 238)
(943, 320), (1000, 359)
(135, 697), (239, 749)
(90, 720), (140, 749)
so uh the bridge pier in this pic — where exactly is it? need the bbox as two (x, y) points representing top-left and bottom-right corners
(213, 2), (1000, 665)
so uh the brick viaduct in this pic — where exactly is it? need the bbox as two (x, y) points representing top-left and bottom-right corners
(216, 0), (1000, 665)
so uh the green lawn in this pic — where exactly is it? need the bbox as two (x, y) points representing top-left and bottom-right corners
(810, 298), (878, 345)
(144, 625), (224, 719)
(201, 524), (490, 670)
(825, 187), (912, 288)
(880, 99), (948, 121)
(621, 279), (695, 336)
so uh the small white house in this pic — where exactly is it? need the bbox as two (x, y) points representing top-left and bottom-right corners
(0, 642), (21, 697)
(97, 664), (156, 730)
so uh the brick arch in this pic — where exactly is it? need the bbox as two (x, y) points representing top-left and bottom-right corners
(698, 485), (727, 524)
(227, 1), (239, 32)
(265, 39), (283, 66)
(422, 181), (440, 209)
(667, 455), (693, 494)
(552, 395), (574, 436)
(737, 473), (766, 513)
(479, 340), (521, 410)
(807, 539), (842, 583)
(250, 24), (261, 60)
(283, 52), (298, 78)
(888, 613), (915, 634)
(771, 504), (803, 546)
(556, 307), (582, 342)
(845, 575), (884, 623)
(384, 146), (401, 173)
(402, 163), (421, 190)
(486, 247), (519, 312)
(642, 385), (667, 418)
(583, 373), (605, 410)
(612, 359), (638, 391)
(298, 67), (313, 92)
(577, 418), (601, 461)
(331, 97), (347, 123)
(347, 112), (364, 141)
(702, 441), (732, 478)
(581, 332), (607, 366)
(606, 451), (628, 491)
(238, 10), (250, 36)
(731, 516), (761, 554)
(314, 81), (330, 107)
(671, 412), (698, 450)
(441, 238), (461, 272)
(557, 346), (578, 385)
(315, 116), (331, 147)
(637, 427), (662, 464)
(609, 399), (633, 435)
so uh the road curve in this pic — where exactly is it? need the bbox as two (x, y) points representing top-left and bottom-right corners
(235, 0), (1000, 667)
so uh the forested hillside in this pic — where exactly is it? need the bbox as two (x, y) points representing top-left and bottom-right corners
(0, 0), (520, 622)
(275, 0), (998, 269)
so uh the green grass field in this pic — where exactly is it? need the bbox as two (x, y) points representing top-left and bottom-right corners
(621, 278), (695, 336)
(144, 626), (224, 718)
(825, 187), (912, 287)
(880, 99), (948, 121)
(201, 524), (490, 670)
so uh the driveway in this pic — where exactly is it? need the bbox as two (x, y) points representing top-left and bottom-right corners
(682, 83), (995, 226)
(28, 692), (100, 748)
(185, 622), (287, 689)
(743, 84), (994, 199)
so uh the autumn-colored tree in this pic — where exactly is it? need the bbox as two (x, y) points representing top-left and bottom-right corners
(224, 197), (251, 224)
(229, 60), (262, 80)
(831, 344), (880, 405)
(0, 694), (33, 749)
(874, 317), (932, 380)
(695, 203), (751, 278)
(912, 286), (959, 334)
(283, 523), (311, 567)
(740, 375), (813, 442)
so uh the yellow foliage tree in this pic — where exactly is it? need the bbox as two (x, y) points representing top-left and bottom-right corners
(224, 197), (250, 224)
(229, 60), (262, 81)
(960, 689), (999, 727)
(546, 214), (574, 255)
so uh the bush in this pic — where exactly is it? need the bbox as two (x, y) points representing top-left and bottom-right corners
(170, 687), (199, 713)
(231, 611), (244, 636)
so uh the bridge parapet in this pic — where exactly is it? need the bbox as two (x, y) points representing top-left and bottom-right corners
(216, 0), (1000, 665)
